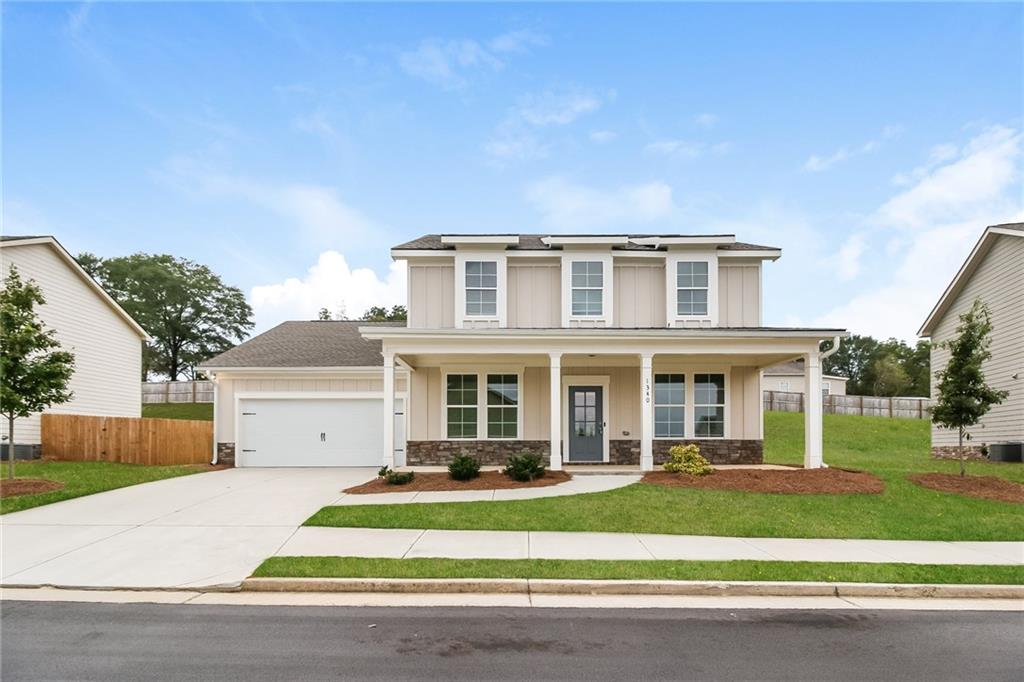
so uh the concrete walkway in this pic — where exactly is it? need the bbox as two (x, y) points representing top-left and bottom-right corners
(277, 528), (1024, 565)
(334, 474), (639, 505)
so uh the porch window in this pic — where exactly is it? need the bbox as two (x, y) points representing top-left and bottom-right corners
(654, 374), (685, 438)
(486, 374), (519, 439)
(571, 261), (604, 316)
(446, 374), (478, 439)
(676, 261), (709, 316)
(694, 373), (726, 437)
(465, 261), (498, 316)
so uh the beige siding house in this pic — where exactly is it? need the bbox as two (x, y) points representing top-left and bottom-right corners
(0, 236), (147, 456)
(919, 223), (1024, 455)
(203, 233), (845, 470)
(764, 360), (849, 396)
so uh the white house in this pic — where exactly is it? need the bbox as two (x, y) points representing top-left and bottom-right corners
(0, 236), (147, 457)
(918, 223), (1023, 457)
(764, 359), (849, 396)
(201, 233), (846, 471)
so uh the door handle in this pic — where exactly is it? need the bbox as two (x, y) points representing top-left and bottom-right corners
(320, 432), (325, 442)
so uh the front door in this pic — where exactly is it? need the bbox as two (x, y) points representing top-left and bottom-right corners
(568, 386), (603, 462)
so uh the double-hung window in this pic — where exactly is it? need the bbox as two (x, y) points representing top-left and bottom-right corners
(446, 374), (478, 439)
(486, 374), (518, 439)
(465, 261), (497, 316)
(571, 261), (604, 316)
(694, 373), (726, 437)
(677, 261), (709, 316)
(654, 374), (685, 438)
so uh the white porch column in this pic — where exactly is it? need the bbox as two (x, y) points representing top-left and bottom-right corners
(383, 352), (396, 468)
(549, 352), (562, 471)
(803, 351), (824, 469)
(640, 353), (654, 471)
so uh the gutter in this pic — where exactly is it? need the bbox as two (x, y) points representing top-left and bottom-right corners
(817, 336), (842, 469)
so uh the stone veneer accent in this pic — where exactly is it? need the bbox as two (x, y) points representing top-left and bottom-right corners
(217, 442), (236, 466)
(654, 439), (763, 465)
(931, 445), (988, 461)
(608, 440), (641, 465)
(406, 440), (550, 466)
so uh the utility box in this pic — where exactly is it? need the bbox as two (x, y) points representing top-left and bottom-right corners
(988, 442), (1023, 463)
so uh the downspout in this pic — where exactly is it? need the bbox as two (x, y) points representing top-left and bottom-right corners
(817, 336), (842, 468)
(208, 372), (219, 465)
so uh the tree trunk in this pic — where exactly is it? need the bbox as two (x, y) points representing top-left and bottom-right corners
(958, 427), (966, 478)
(7, 415), (15, 480)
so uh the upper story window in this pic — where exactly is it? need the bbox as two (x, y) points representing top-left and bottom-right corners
(676, 261), (709, 316)
(465, 261), (497, 316)
(571, 261), (604, 316)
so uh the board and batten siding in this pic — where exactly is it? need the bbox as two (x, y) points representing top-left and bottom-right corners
(718, 263), (762, 327)
(614, 262), (666, 328)
(407, 262), (455, 329)
(214, 373), (408, 443)
(508, 261), (560, 328)
(0, 243), (142, 444)
(929, 233), (1024, 446)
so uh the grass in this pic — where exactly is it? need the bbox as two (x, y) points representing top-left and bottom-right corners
(306, 412), (1024, 541)
(0, 461), (209, 514)
(142, 403), (213, 420)
(253, 556), (1024, 585)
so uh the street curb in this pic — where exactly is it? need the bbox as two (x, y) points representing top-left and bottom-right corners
(241, 577), (1024, 599)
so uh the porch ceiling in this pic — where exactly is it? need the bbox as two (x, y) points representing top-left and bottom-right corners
(401, 351), (808, 370)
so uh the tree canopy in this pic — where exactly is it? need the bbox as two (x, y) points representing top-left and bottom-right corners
(80, 253), (253, 380)
(822, 334), (931, 396)
(360, 305), (407, 322)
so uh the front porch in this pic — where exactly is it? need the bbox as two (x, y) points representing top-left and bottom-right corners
(366, 328), (840, 472)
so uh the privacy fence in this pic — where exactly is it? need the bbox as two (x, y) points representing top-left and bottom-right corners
(142, 380), (214, 404)
(763, 391), (931, 420)
(41, 413), (213, 465)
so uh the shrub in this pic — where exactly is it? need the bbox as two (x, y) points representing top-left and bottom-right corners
(385, 470), (415, 485)
(662, 444), (714, 476)
(378, 465), (391, 478)
(448, 452), (481, 481)
(504, 451), (546, 482)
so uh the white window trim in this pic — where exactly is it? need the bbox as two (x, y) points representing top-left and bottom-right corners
(822, 381), (831, 395)
(561, 252), (614, 327)
(692, 370), (729, 440)
(454, 251), (507, 328)
(652, 372), (686, 439)
(665, 251), (718, 327)
(650, 367), (730, 440)
(441, 368), (524, 441)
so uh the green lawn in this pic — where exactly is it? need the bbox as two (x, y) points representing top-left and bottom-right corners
(306, 412), (1024, 541)
(142, 403), (213, 420)
(253, 556), (1024, 585)
(1, 461), (210, 514)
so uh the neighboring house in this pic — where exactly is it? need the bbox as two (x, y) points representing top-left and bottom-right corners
(918, 223), (1023, 457)
(764, 359), (848, 396)
(201, 234), (846, 470)
(0, 236), (147, 457)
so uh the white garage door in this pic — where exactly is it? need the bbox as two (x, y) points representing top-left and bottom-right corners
(237, 398), (403, 467)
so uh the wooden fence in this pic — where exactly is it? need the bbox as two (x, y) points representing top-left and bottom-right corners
(41, 413), (213, 465)
(142, 380), (214, 404)
(763, 390), (931, 419)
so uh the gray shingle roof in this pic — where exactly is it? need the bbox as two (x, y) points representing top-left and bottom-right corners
(0, 235), (48, 242)
(199, 320), (406, 369)
(393, 234), (779, 252)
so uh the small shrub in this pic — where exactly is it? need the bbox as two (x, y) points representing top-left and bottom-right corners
(378, 465), (391, 478)
(448, 452), (481, 481)
(385, 470), (415, 485)
(504, 451), (546, 482)
(662, 444), (713, 476)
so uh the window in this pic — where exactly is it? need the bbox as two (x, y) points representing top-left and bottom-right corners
(486, 374), (518, 439)
(654, 374), (685, 438)
(465, 261), (497, 316)
(677, 261), (709, 316)
(571, 261), (603, 316)
(822, 382), (831, 398)
(779, 380), (790, 392)
(446, 374), (478, 438)
(694, 373), (725, 438)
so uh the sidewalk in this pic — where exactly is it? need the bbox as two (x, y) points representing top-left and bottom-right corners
(277, 528), (1024, 565)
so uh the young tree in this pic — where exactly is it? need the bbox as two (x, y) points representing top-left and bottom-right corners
(79, 253), (253, 379)
(0, 267), (76, 479)
(317, 307), (332, 321)
(931, 299), (1008, 476)
(360, 305), (407, 322)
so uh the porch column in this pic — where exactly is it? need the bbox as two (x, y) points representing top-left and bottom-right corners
(640, 353), (654, 471)
(803, 351), (824, 469)
(549, 352), (562, 471)
(383, 352), (395, 468)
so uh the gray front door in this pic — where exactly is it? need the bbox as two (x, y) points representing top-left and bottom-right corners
(568, 386), (603, 462)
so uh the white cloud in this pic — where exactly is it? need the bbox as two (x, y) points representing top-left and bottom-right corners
(483, 132), (548, 162)
(525, 177), (676, 229)
(399, 30), (548, 90)
(694, 113), (718, 128)
(589, 130), (616, 144)
(834, 232), (866, 281)
(645, 139), (703, 160)
(293, 108), (343, 144)
(803, 147), (851, 172)
(485, 88), (606, 163)
(489, 29), (548, 54)
(250, 251), (407, 333)
(803, 124), (903, 172)
(813, 125), (1022, 340)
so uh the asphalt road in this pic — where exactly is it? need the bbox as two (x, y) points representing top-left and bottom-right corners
(2, 601), (1021, 681)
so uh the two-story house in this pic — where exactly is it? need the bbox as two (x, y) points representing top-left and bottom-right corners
(201, 233), (846, 471)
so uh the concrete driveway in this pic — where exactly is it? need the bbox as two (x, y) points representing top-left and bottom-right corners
(1, 468), (375, 589)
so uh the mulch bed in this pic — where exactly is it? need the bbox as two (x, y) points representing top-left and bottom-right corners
(642, 468), (884, 495)
(344, 470), (572, 494)
(908, 473), (1024, 504)
(0, 478), (66, 498)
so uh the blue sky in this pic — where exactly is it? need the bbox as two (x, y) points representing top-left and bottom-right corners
(4, 2), (1022, 339)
